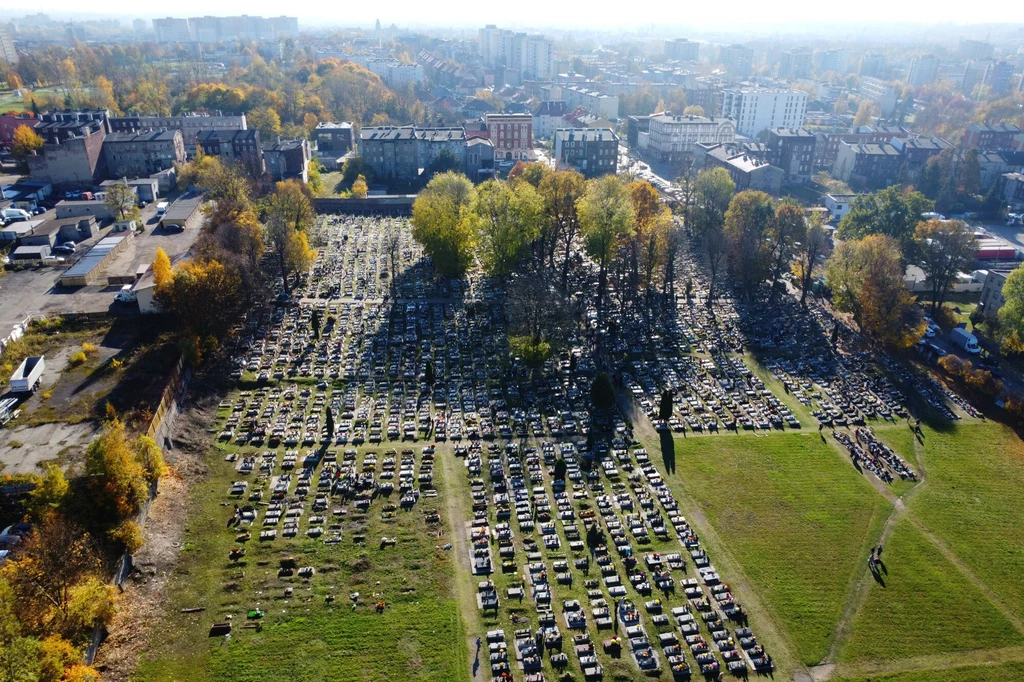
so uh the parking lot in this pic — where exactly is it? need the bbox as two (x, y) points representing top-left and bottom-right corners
(0, 196), (199, 330)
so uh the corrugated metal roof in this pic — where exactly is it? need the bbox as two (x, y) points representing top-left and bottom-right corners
(62, 235), (126, 278)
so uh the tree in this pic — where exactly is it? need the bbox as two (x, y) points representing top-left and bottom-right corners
(11, 124), (43, 162)
(724, 190), (775, 297)
(997, 267), (1024, 354)
(852, 100), (875, 126)
(768, 200), (807, 296)
(914, 219), (974, 316)
(410, 172), (477, 278)
(825, 234), (922, 348)
(796, 218), (832, 306)
(427, 148), (462, 177)
(29, 465), (68, 518)
(590, 373), (616, 411)
(517, 162), (549, 189)
(153, 248), (172, 291)
(629, 180), (672, 297)
(553, 458), (568, 481)
(247, 106), (281, 138)
(1, 514), (104, 637)
(577, 175), (636, 326)
(84, 419), (150, 520)
(682, 105), (705, 116)
(0, 578), (42, 682)
(105, 181), (140, 223)
(424, 360), (435, 385)
(157, 258), (245, 344)
(350, 174), (368, 198)
(265, 180), (315, 290)
(837, 185), (933, 256)
(537, 169), (586, 288)
(470, 179), (543, 279)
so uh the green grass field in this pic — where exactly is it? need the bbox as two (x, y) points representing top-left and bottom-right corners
(667, 431), (890, 665)
(909, 423), (1024, 622)
(835, 659), (1024, 682)
(135, 435), (467, 682)
(839, 517), (1024, 663)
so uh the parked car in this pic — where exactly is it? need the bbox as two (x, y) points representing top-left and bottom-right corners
(1, 208), (31, 221)
(52, 244), (75, 255)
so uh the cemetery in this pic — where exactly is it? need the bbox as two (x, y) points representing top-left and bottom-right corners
(135, 213), (1019, 682)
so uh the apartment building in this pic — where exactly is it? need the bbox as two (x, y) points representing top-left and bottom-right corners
(486, 114), (532, 162)
(0, 25), (18, 64)
(102, 130), (185, 178)
(196, 129), (264, 175)
(360, 126), (467, 181)
(907, 54), (940, 87)
(666, 39), (700, 63)
(832, 141), (902, 189)
(553, 128), (619, 178)
(720, 87), (807, 137)
(108, 112), (247, 147)
(766, 127), (815, 184)
(637, 113), (736, 166)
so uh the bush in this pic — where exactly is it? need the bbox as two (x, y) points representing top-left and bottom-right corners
(69, 351), (87, 367)
(81, 342), (98, 355)
(509, 335), (552, 366)
(939, 355), (1003, 403)
(108, 519), (144, 553)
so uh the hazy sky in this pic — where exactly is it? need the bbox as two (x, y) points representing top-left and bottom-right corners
(12, 0), (1024, 31)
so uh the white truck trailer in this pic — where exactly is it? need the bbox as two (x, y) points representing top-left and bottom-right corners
(10, 356), (45, 393)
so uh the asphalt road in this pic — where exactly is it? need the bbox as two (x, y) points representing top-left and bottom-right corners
(0, 198), (199, 332)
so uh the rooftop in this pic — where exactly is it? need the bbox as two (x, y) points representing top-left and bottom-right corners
(104, 130), (182, 144)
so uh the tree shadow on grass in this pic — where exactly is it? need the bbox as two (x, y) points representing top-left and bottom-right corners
(659, 429), (675, 475)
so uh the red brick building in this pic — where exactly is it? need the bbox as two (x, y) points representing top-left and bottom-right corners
(485, 113), (532, 162)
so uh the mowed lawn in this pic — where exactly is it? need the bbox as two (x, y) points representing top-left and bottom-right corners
(909, 423), (1024, 621)
(668, 431), (890, 665)
(136, 440), (467, 682)
(835, 660), (1024, 682)
(839, 518), (1024, 663)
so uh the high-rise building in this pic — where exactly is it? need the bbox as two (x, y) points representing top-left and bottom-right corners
(132, 18), (149, 34)
(983, 60), (1014, 96)
(153, 16), (297, 43)
(959, 39), (994, 61)
(478, 26), (553, 82)
(666, 39), (700, 63)
(1, 24), (19, 64)
(818, 49), (849, 74)
(907, 54), (940, 88)
(720, 87), (808, 137)
(153, 17), (192, 43)
(860, 53), (887, 78)
(779, 50), (812, 79)
(719, 44), (753, 78)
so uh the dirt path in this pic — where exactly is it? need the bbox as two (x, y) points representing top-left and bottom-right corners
(438, 446), (486, 682)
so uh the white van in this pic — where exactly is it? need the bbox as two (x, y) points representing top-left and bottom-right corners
(1, 208), (31, 221)
(156, 201), (169, 216)
(115, 284), (137, 303)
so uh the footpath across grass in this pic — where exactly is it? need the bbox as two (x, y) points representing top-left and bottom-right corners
(839, 517), (1024, 663)
(907, 422), (1024, 621)
(667, 431), (889, 665)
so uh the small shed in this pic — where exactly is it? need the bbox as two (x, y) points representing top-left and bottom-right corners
(11, 245), (50, 261)
(59, 233), (132, 287)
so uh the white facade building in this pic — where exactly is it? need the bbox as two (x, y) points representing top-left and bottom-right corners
(638, 113), (735, 162)
(563, 86), (619, 121)
(153, 18), (193, 43)
(720, 87), (808, 138)
(478, 25), (553, 82)
(0, 25), (18, 65)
